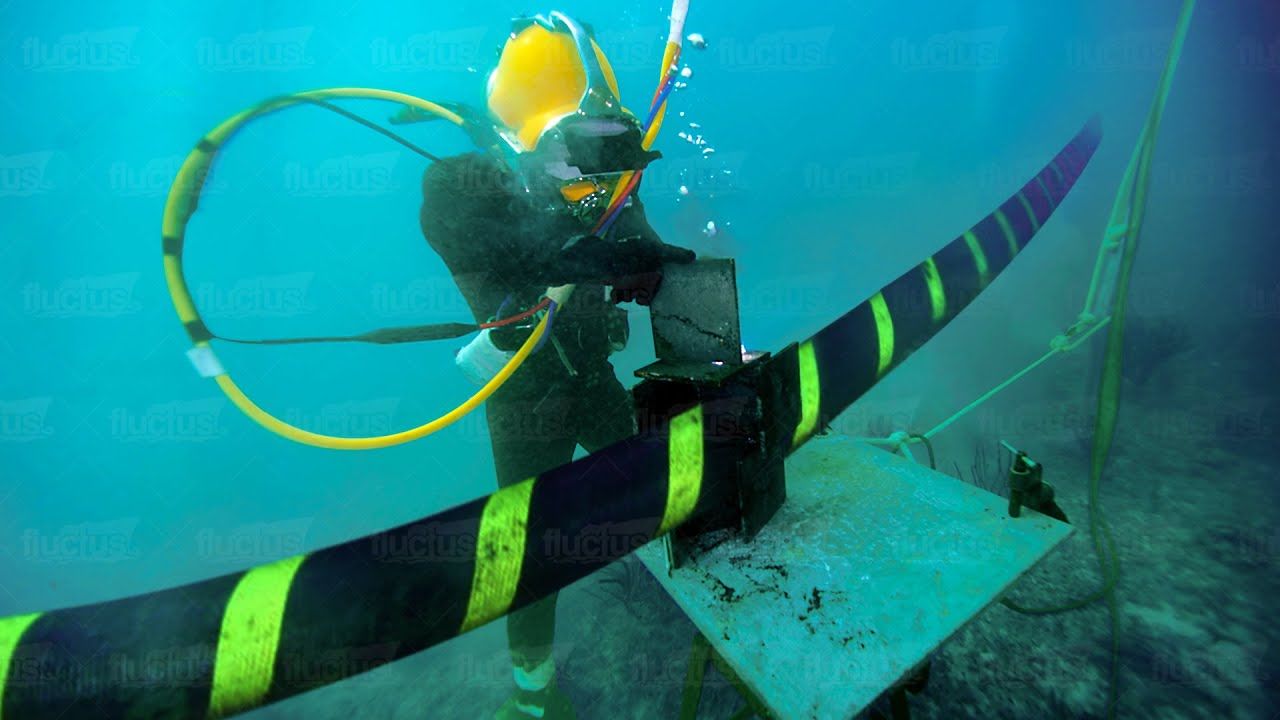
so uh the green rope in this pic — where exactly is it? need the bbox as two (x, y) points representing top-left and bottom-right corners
(1001, 0), (1196, 622)
(910, 433), (936, 470)
(920, 318), (1111, 441)
(997, 5), (1196, 720)
(853, 432), (934, 469)
(854, 4), (1196, 718)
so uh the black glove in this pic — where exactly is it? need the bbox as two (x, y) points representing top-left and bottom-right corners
(542, 234), (695, 287)
(610, 271), (664, 306)
(607, 237), (695, 306)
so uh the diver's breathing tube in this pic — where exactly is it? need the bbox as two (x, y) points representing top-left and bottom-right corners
(596, 0), (687, 235)
(459, 8), (688, 381)
(163, 6), (690, 450)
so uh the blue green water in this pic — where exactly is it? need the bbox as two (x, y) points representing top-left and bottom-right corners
(2, 1), (1277, 717)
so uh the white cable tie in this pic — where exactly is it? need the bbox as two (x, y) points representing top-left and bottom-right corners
(186, 346), (225, 378)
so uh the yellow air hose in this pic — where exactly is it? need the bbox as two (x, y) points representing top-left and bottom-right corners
(162, 87), (550, 450)
(606, 0), (685, 209)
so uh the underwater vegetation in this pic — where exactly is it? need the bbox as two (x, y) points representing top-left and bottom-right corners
(584, 554), (660, 623)
(952, 441), (1013, 499)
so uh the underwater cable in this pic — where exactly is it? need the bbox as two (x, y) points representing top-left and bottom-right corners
(0, 118), (1102, 719)
(4, 13), (1120, 718)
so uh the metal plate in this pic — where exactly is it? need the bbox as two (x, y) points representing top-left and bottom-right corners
(635, 437), (1074, 720)
(649, 258), (742, 365)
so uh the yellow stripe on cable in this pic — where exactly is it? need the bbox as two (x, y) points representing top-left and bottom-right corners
(1035, 175), (1054, 209)
(208, 554), (306, 719)
(0, 612), (41, 720)
(870, 292), (895, 378)
(1048, 161), (1067, 192)
(659, 405), (704, 536)
(792, 340), (820, 447)
(994, 208), (1020, 257)
(1016, 192), (1040, 235)
(963, 231), (991, 287)
(461, 480), (534, 633)
(920, 257), (946, 323)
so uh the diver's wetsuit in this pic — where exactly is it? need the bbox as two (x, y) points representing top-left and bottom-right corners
(420, 151), (688, 671)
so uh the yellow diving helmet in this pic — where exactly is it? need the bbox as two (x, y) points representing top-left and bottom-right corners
(486, 12), (661, 215)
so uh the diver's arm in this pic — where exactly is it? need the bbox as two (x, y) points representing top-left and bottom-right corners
(421, 156), (571, 351)
(596, 195), (695, 305)
(610, 194), (696, 264)
(420, 154), (541, 290)
(537, 234), (692, 286)
(537, 195), (695, 285)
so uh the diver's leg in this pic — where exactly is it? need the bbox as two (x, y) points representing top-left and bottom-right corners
(486, 390), (577, 719)
(576, 362), (639, 453)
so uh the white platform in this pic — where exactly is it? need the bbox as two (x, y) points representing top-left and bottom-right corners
(635, 437), (1073, 720)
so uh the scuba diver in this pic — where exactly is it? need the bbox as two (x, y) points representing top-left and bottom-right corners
(419, 14), (696, 720)
(154, 9), (695, 714)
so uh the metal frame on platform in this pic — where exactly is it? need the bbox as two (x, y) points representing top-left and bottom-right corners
(633, 259), (1074, 720)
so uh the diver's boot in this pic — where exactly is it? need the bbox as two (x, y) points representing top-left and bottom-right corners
(493, 658), (576, 720)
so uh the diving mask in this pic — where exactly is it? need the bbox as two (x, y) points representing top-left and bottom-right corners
(523, 114), (659, 222)
(557, 173), (629, 223)
(519, 113), (661, 185)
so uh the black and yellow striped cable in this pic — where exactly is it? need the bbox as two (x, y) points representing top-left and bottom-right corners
(764, 117), (1102, 454)
(0, 118), (1100, 719)
(0, 405), (726, 719)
